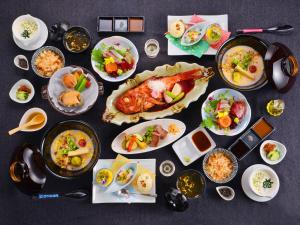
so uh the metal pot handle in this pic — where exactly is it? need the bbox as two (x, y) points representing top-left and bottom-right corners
(98, 82), (104, 95)
(41, 85), (48, 100)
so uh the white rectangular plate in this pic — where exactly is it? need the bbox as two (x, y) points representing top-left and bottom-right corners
(92, 159), (156, 203)
(167, 14), (228, 56)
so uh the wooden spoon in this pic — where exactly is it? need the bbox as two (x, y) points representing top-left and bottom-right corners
(8, 114), (45, 135)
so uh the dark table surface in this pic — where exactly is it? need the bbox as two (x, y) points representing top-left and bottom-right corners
(1, 0), (300, 225)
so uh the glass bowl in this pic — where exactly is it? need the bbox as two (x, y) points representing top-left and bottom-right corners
(176, 169), (206, 199)
(216, 35), (269, 91)
(41, 120), (100, 179)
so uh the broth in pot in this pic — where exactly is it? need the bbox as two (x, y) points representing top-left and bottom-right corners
(221, 45), (264, 86)
(50, 130), (94, 171)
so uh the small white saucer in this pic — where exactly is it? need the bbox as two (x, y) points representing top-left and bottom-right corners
(260, 140), (287, 165)
(9, 79), (35, 103)
(13, 18), (48, 51)
(241, 164), (280, 202)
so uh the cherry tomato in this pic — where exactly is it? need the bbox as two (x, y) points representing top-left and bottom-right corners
(249, 65), (257, 73)
(85, 80), (91, 88)
(78, 139), (86, 147)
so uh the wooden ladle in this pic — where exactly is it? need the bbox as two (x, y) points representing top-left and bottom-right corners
(8, 114), (45, 135)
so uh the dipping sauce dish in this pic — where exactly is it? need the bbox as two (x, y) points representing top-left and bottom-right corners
(172, 127), (216, 166)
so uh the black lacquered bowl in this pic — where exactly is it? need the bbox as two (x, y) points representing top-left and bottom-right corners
(41, 120), (100, 179)
(216, 35), (269, 91)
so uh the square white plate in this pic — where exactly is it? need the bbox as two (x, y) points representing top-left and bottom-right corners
(92, 159), (156, 203)
(172, 127), (216, 166)
(167, 14), (228, 56)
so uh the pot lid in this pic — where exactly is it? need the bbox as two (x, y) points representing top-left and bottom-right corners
(265, 42), (298, 93)
(9, 144), (46, 195)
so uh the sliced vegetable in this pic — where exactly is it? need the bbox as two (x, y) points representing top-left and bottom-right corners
(78, 139), (86, 147)
(201, 117), (214, 129)
(143, 126), (155, 144)
(67, 147), (89, 157)
(71, 156), (82, 166)
(16, 91), (29, 100)
(105, 62), (118, 74)
(163, 91), (173, 103)
(67, 136), (78, 151)
(217, 115), (232, 128)
(136, 140), (147, 149)
(74, 74), (85, 90)
(165, 90), (177, 99)
(126, 135), (137, 152)
(171, 83), (182, 96)
(233, 71), (241, 83)
(76, 78), (87, 92)
(171, 92), (185, 103)
(85, 80), (91, 88)
(133, 134), (143, 142)
(235, 65), (255, 80)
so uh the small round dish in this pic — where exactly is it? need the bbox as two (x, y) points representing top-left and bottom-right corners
(260, 140), (286, 165)
(216, 34), (269, 91)
(201, 88), (251, 136)
(159, 160), (175, 177)
(203, 148), (238, 184)
(241, 164), (279, 202)
(176, 169), (206, 199)
(41, 65), (103, 116)
(63, 26), (91, 53)
(19, 107), (47, 132)
(41, 120), (100, 179)
(91, 36), (139, 82)
(9, 79), (35, 103)
(31, 46), (65, 78)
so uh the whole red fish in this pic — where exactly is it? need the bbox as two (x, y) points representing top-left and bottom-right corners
(115, 69), (207, 114)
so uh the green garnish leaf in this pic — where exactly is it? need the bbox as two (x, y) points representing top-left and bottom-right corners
(263, 178), (274, 189)
(67, 136), (78, 151)
(143, 126), (155, 144)
(92, 48), (105, 72)
(239, 53), (253, 69)
(21, 30), (30, 38)
(201, 117), (214, 129)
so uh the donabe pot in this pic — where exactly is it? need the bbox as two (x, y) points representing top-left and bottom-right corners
(41, 120), (100, 179)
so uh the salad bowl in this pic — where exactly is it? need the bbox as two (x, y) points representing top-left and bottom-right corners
(201, 88), (251, 136)
(91, 36), (139, 82)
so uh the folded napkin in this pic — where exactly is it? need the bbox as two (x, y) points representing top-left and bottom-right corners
(165, 15), (231, 58)
(110, 154), (155, 192)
